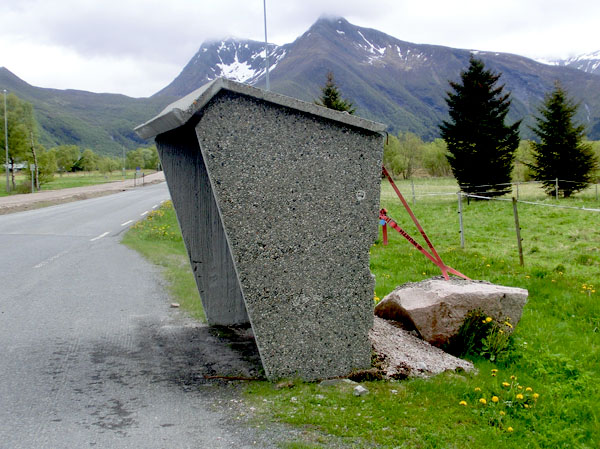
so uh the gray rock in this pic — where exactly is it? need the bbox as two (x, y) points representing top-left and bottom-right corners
(369, 316), (474, 378)
(353, 385), (369, 396)
(374, 278), (528, 347)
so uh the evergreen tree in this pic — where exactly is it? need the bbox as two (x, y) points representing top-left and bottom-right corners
(440, 56), (520, 196)
(315, 71), (356, 114)
(529, 82), (598, 197)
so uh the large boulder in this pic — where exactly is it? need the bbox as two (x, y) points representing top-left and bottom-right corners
(374, 278), (528, 347)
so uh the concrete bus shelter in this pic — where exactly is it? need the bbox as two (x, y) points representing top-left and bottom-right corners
(135, 78), (385, 380)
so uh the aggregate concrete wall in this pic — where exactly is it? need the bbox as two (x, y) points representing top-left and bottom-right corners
(156, 123), (249, 325)
(136, 78), (384, 380)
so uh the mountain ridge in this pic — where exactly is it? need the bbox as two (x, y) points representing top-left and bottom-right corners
(2, 16), (600, 156)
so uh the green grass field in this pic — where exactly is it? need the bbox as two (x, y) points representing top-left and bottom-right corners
(0, 170), (156, 196)
(125, 179), (599, 448)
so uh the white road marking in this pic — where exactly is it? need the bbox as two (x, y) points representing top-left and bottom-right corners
(121, 220), (133, 226)
(34, 250), (69, 269)
(140, 211), (149, 216)
(90, 232), (110, 242)
(152, 204), (158, 209)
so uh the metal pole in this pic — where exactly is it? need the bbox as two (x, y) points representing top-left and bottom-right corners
(411, 179), (416, 206)
(4, 89), (9, 193)
(122, 147), (125, 180)
(263, 0), (270, 91)
(512, 197), (524, 266)
(555, 178), (559, 200)
(31, 167), (34, 193)
(458, 192), (465, 248)
(516, 181), (519, 200)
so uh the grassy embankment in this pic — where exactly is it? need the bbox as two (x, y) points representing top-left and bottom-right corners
(0, 170), (156, 197)
(124, 179), (599, 448)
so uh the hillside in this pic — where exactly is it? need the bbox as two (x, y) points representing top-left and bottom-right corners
(0, 67), (173, 157)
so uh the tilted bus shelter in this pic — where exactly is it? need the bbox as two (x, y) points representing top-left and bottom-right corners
(135, 78), (385, 380)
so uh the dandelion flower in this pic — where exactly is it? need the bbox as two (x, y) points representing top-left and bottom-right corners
(491, 369), (498, 374)
(524, 404), (530, 409)
(499, 411), (506, 416)
(510, 375), (517, 380)
(504, 321), (513, 328)
(533, 393), (539, 400)
(525, 387), (532, 392)
(502, 382), (510, 388)
(492, 396), (499, 403)
(485, 317), (493, 323)
(507, 426), (514, 432)
(479, 398), (487, 405)
(517, 385), (523, 390)
(474, 387), (481, 392)
(459, 401), (467, 406)
(516, 394), (524, 400)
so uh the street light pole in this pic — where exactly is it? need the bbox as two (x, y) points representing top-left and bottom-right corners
(263, 0), (270, 91)
(4, 89), (9, 193)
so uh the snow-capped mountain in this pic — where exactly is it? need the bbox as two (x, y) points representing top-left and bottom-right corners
(552, 51), (600, 75)
(155, 17), (600, 139)
(155, 38), (286, 97)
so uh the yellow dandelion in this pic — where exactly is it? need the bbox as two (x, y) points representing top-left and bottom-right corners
(504, 321), (513, 328)
(507, 426), (514, 433)
(459, 400), (467, 406)
(499, 411), (506, 416)
(510, 375), (517, 380)
(422, 272), (426, 275)
(525, 387), (532, 392)
(516, 393), (524, 400)
(533, 393), (539, 400)
(474, 387), (481, 392)
(517, 385), (523, 390)
(479, 398), (487, 405)
(492, 396), (499, 403)
(524, 404), (530, 409)
(485, 317), (493, 323)
(486, 264), (491, 267)
(502, 382), (510, 387)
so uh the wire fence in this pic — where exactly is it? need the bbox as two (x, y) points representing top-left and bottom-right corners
(380, 176), (600, 270)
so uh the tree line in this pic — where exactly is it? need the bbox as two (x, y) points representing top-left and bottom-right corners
(318, 65), (599, 198)
(0, 92), (158, 192)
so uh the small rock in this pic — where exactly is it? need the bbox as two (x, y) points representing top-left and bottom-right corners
(170, 303), (180, 308)
(290, 396), (298, 403)
(353, 385), (369, 396)
(390, 389), (398, 395)
(275, 380), (294, 390)
(319, 378), (358, 387)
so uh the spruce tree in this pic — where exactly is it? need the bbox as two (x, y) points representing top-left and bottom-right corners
(315, 71), (356, 114)
(529, 82), (598, 198)
(440, 56), (520, 196)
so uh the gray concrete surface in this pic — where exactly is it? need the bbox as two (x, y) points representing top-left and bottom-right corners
(141, 78), (385, 380)
(0, 184), (277, 448)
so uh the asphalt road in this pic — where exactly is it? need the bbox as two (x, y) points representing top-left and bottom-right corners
(0, 183), (274, 449)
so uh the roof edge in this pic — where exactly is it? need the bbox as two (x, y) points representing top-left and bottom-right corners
(135, 78), (386, 139)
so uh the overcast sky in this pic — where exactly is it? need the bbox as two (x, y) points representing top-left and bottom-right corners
(1, 0), (598, 97)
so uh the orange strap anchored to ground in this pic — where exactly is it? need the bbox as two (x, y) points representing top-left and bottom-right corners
(381, 165), (469, 281)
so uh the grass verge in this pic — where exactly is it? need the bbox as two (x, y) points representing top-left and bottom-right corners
(121, 201), (205, 322)
(125, 183), (599, 448)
